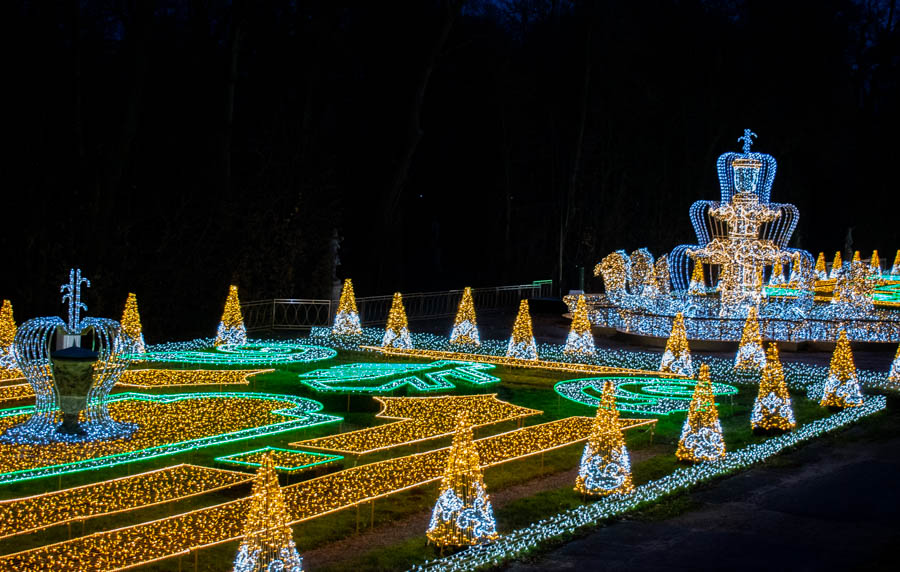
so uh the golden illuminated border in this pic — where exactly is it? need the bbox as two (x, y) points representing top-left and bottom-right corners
(293, 394), (540, 455)
(0, 464), (250, 541)
(0, 416), (654, 570)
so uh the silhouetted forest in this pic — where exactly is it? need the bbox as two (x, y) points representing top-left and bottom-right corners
(3, 0), (898, 339)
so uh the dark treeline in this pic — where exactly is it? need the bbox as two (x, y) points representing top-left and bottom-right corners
(3, 0), (898, 339)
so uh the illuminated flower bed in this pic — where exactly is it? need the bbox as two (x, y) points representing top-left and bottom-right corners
(0, 392), (339, 484)
(0, 464), (251, 540)
(554, 375), (738, 416)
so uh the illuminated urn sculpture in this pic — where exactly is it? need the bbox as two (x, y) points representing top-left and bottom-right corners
(0, 269), (135, 444)
(51, 346), (99, 435)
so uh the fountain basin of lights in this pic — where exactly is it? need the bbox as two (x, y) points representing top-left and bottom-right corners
(569, 131), (900, 344)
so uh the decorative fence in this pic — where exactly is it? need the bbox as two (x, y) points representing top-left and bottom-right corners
(242, 280), (553, 332)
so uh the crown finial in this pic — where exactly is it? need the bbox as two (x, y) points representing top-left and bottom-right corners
(737, 129), (757, 155)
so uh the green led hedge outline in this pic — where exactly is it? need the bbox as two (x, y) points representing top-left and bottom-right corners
(554, 376), (738, 416)
(0, 392), (341, 485)
(215, 446), (343, 473)
(125, 343), (338, 365)
(297, 360), (500, 394)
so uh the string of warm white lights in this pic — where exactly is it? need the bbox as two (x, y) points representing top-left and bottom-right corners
(410, 395), (887, 572)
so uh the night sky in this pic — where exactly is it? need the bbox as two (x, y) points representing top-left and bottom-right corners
(3, 0), (898, 338)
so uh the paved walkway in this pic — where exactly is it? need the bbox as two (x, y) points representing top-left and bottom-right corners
(506, 423), (900, 571)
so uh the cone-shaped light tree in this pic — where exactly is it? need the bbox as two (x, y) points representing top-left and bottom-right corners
(852, 250), (861, 264)
(888, 343), (900, 386)
(815, 252), (827, 280)
(821, 331), (864, 408)
(506, 299), (538, 360)
(216, 285), (248, 346)
(869, 250), (881, 276)
(0, 300), (17, 372)
(830, 251), (842, 279)
(687, 260), (706, 296)
(564, 294), (595, 355)
(426, 412), (498, 547)
(768, 259), (785, 286)
(892, 250), (900, 276)
(751, 343), (796, 431)
(660, 312), (693, 376)
(449, 287), (480, 347)
(575, 380), (634, 496)
(676, 364), (726, 462)
(233, 454), (304, 572)
(116, 293), (146, 354)
(332, 279), (362, 336)
(734, 306), (766, 371)
(382, 292), (412, 349)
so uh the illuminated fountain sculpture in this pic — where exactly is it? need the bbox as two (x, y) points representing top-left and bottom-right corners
(672, 129), (812, 316)
(0, 269), (135, 444)
(573, 131), (900, 343)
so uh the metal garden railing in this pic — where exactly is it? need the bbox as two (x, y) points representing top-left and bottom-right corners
(241, 280), (553, 332)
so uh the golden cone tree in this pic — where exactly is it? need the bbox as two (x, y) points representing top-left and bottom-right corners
(332, 279), (362, 336)
(233, 454), (304, 572)
(869, 250), (880, 275)
(768, 259), (785, 286)
(660, 312), (693, 376)
(0, 300), (18, 374)
(830, 251), (842, 279)
(734, 306), (766, 371)
(676, 364), (726, 462)
(216, 285), (247, 346)
(449, 287), (480, 346)
(815, 252), (827, 280)
(852, 250), (861, 264)
(892, 250), (900, 276)
(382, 292), (412, 349)
(116, 293), (146, 354)
(426, 412), (498, 547)
(751, 343), (796, 431)
(887, 343), (900, 386)
(688, 260), (706, 295)
(820, 331), (863, 408)
(575, 380), (634, 496)
(506, 299), (538, 360)
(564, 294), (595, 355)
